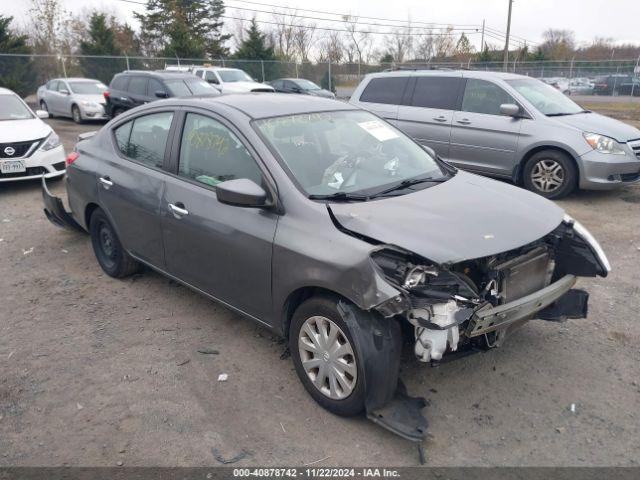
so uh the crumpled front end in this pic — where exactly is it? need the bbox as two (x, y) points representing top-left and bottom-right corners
(370, 216), (609, 364)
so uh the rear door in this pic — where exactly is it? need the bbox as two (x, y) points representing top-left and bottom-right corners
(396, 74), (463, 158)
(356, 76), (409, 122)
(160, 110), (278, 321)
(127, 76), (150, 108)
(449, 78), (523, 176)
(97, 109), (176, 267)
(50, 81), (68, 115)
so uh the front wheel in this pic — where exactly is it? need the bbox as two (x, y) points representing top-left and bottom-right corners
(522, 150), (577, 199)
(290, 296), (365, 416)
(89, 208), (140, 278)
(40, 101), (52, 118)
(72, 105), (83, 124)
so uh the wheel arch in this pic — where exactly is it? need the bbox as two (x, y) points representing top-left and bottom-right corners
(84, 202), (100, 230)
(281, 286), (356, 339)
(514, 145), (581, 185)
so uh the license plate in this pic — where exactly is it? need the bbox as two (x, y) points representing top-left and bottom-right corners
(1, 160), (26, 174)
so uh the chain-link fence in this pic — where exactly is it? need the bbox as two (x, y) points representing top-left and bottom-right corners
(1, 53), (639, 98)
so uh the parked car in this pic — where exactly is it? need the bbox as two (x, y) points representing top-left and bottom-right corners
(349, 70), (640, 199)
(567, 77), (594, 95)
(191, 67), (274, 93)
(0, 88), (65, 183)
(593, 74), (634, 96)
(43, 94), (609, 441)
(541, 77), (570, 94)
(37, 77), (108, 123)
(104, 71), (220, 117)
(616, 77), (640, 97)
(268, 78), (335, 98)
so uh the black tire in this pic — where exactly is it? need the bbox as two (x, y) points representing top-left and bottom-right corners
(71, 105), (83, 124)
(522, 150), (577, 199)
(40, 101), (52, 118)
(289, 295), (365, 417)
(89, 208), (140, 278)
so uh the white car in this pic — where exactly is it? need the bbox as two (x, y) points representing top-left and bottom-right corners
(37, 78), (108, 123)
(191, 67), (275, 93)
(0, 88), (66, 182)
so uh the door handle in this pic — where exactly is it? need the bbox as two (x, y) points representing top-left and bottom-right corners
(456, 118), (471, 125)
(433, 116), (448, 122)
(99, 176), (113, 189)
(169, 202), (189, 217)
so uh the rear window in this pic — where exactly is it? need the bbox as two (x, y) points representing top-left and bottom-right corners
(113, 112), (174, 168)
(128, 77), (148, 96)
(410, 77), (462, 110)
(110, 75), (129, 91)
(359, 77), (408, 105)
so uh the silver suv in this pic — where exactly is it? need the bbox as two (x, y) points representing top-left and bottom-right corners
(350, 70), (640, 198)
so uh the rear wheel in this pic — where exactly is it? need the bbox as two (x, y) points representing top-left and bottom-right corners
(89, 208), (140, 278)
(523, 150), (577, 199)
(290, 296), (365, 416)
(71, 105), (83, 124)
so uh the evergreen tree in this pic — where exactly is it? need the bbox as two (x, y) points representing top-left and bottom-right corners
(232, 19), (280, 81)
(79, 13), (123, 84)
(134, 0), (230, 59)
(379, 52), (394, 65)
(0, 16), (35, 96)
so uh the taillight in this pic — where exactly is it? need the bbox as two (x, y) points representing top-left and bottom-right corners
(66, 151), (79, 167)
(103, 90), (110, 100)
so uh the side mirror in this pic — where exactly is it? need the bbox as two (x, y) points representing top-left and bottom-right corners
(155, 90), (169, 98)
(500, 103), (521, 117)
(59, 89), (70, 95)
(421, 144), (437, 158)
(216, 178), (268, 208)
(35, 110), (49, 119)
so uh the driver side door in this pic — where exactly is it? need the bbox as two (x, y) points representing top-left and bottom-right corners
(161, 110), (278, 322)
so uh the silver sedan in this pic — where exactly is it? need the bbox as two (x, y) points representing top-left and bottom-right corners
(37, 78), (108, 123)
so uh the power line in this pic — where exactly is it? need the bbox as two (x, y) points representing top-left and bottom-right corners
(226, 3), (480, 32)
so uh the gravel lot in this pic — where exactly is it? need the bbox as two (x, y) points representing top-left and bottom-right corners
(1, 113), (639, 467)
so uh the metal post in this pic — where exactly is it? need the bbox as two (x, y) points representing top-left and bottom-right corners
(125, 54), (130, 71)
(295, 62), (299, 78)
(503, 0), (513, 71)
(60, 55), (67, 78)
(328, 61), (332, 93)
(569, 56), (575, 79)
(631, 54), (640, 98)
(176, 54), (180, 67)
(612, 64), (620, 96)
(261, 60), (265, 82)
(481, 19), (485, 51)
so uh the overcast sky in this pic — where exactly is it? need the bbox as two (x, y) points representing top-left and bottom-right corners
(3, 0), (640, 53)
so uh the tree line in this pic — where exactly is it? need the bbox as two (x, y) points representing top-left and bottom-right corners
(1, 0), (639, 96)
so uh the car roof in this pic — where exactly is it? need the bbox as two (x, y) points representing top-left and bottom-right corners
(163, 93), (355, 120)
(56, 77), (102, 83)
(117, 70), (195, 79)
(366, 69), (529, 81)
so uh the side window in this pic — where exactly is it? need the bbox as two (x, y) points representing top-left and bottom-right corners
(271, 80), (282, 89)
(48, 80), (58, 90)
(111, 76), (129, 91)
(204, 71), (219, 84)
(128, 76), (148, 96)
(359, 77), (408, 105)
(178, 113), (262, 188)
(148, 79), (165, 97)
(461, 79), (516, 116)
(114, 112), (174, 168)
(57, 81), (69, 93)
(195, 69), (204, 78)
(284, 80), (296, 90)
(410, 77), (461, 109)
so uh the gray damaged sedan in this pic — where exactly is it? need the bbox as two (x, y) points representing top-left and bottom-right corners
(43, 94), (610, 442)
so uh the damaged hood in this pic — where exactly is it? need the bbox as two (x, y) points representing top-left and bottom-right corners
(329, 171), (564, 265)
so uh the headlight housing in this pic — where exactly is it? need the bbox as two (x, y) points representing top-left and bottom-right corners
(563, 214), (611, 273)
(80, 100), (99, 108)
(583, 132), (626, 155)
(40, 132), (61, 151)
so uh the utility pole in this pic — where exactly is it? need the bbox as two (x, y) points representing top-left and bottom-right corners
(503, 0), (513, 71)
(481, 19), (485, 52)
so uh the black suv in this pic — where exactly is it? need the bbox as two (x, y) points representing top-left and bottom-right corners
(593, 74), (634, 96)
(104, 71), (219, 117)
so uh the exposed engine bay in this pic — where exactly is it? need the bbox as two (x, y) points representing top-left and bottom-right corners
(369, 218), (608, 364)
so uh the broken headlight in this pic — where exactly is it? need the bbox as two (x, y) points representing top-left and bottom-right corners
(563, 214), (611, 274)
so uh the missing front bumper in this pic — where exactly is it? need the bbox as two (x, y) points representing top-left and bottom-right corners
(467, 275), (577, 337)
(42, 176), (84, 232)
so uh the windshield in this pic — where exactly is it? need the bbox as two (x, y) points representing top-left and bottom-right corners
(295, 79), (321, 91)
(0, 95), (33, 121)
(68, 81), (106, 94)
(184, 79), (217, 95)
(256, 110), (447, 198)
(506, 78), (584, 115)
(166, 79), (216, 96)
(218, 69), (253, 83)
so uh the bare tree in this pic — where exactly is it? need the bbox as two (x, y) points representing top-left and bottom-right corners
(433, 26), (456, 59)
(293, 20), (316, 62)
(540, 29), (575, 60)
(271, 10), (297, 60)
(342, 15), (373, 76)
(316, 31), (345, 63)
(414, 29), (435, 62)
(384, 22), (414, 64)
